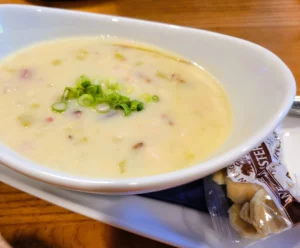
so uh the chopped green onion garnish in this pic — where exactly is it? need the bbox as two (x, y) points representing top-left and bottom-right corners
(156, 71), (169, 80)
(18, 115), (33, 127)
(76, 88), (85, 98)
(76, 50), (89, 60)
(51, 75), (151, 116)
(118, 160), (126, 174)
(104, 89), (114, 96)
(118, 103), (131, 116)
(86, 85), (101, 96)
(120, 95), (130, 103)
(80, 137), (88, 143)
(105, 77), (118, 85)
(125, 85), (134, 94)
(77, 94), (94, 107)
(52, 59), (62, 66)
(62, 87), (77, 100)
(30, 103), (40, 109)
(106, 92), (121, 107)
(152, 95), (160, 102)
(81, 81), (91, 88)
(185, 152), (195, 162)
(51, 101), (68, 113)
(94, 96), (105, 104)
(140, 93), (152, 103)
(76, 75), (91, 88)
(115, 53), (126, 61)
(137, 102), (144, 111)
(130, 100), (139, 111)
(108, 83), (120, 92)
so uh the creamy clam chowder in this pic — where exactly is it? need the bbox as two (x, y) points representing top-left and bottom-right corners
(0, 37), (232, 178)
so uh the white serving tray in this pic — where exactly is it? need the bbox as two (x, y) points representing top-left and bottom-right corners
(1, 115), (300, 248)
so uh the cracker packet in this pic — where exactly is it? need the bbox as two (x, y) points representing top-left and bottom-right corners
(205, 127), (300, 245)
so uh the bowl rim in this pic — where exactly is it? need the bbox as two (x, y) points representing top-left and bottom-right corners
(0, 4), (296, 194)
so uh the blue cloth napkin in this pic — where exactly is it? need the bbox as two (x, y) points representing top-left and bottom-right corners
(140, 178), (209, 213)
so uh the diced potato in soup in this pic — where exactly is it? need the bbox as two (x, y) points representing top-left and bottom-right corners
(0, 37), (232, 178)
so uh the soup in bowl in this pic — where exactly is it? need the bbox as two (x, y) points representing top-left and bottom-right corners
(0, 5), (295, 194)
(0, 37), (232, 179)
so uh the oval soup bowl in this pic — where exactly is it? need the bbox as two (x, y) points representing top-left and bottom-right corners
(0, 5), (296, 194)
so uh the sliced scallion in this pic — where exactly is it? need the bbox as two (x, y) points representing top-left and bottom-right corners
(156, 71), (169, 80)
(152, 95), (160, 102)
(51, 75), (149, 116)
(114, 53), (126, 61)
(77, 94), (94, 107)
(118, 160), (126, 174)
(130, 100), (139, 111)
(86, 85), (101, 97)
(18, 115), (33, 127)
(76, 88), (85, 98)
(137, 102), (144, 111)
(108, 83), (120, 92)
(119, 103), (131, 116)
(140, 93), (152, 103)
(76, 75), (91, 88)
(76, 50), (89, 60)
(62, 87), (77, 100)
(51, 101), (68, 113)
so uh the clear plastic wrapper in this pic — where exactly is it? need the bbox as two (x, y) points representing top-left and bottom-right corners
(205, 127), (300, 245)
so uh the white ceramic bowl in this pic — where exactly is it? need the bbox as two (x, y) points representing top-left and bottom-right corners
(0, 5), (296, 194)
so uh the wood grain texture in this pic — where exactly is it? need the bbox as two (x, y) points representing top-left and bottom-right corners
(0, 183), (170, 248)
(0, 0), (299, 247)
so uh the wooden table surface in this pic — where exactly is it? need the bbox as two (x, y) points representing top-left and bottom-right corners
(0, 0), (300, 247)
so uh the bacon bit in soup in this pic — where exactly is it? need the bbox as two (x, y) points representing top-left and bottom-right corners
(52, 59), (62, 66)
(73, 110), (83, 118)
(171, 73), (185, 83)
(20, 68), (32, 79)
(137, 73), (151, 83)
(118, 160), (126, 174)
(133, 142), (144, 149)
(161, 114), (174, 126)
(114, 53), (126, 61)
(45, 117), (54, 123)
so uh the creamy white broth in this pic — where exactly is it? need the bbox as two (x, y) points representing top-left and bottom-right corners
(0, 37), (232, 178)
